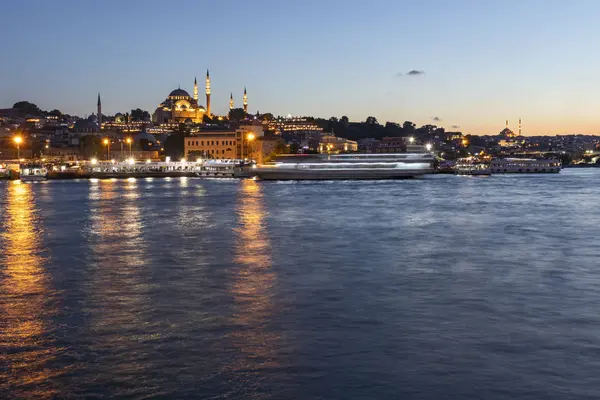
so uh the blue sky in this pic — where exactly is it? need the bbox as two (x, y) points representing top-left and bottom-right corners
(1, 0), (599, 135)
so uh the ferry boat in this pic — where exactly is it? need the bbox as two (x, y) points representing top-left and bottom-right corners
(20, 163), (48, 181)
(252, 153), (434, 180)
(490, 158), (561, 174)
(454, 159), (491, 176)
(196, 159), (253, 178)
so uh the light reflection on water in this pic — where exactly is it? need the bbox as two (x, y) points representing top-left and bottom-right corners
(0, 181), (62, 399)
(2, 171), (600, 399)
(227, 179), (280, 394)
(83, 179), (158, 396)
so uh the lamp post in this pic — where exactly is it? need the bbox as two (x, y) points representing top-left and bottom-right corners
(126, 137), (132, 158)
(246, 133), (255, 160)
(103, 138), (110, 160)
(14, 136), (22, 160)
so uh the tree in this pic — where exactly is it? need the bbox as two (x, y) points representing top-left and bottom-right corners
(403, 121), (416, 136)
(265, 139), (290, 162)
(130, 108), (151, 121)
(559, 153), (572, 166)
(164, 131), (185, 160)
(13, 101), (43, 116)
(259, 113), (274, 122)
(228, 107), (246, 121)
(365, 116), (378, 125)
(47, 109), (63, 118)
(340, 116), (349, 127)
(80, 135), (103, 159)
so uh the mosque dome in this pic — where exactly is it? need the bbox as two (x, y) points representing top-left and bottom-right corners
(134, 131), (157, 143)
(74, 118), (99, 132)
(169, 88), (191, 98)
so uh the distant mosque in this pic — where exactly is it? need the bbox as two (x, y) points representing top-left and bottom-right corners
(152, 70), (248, 124)
(500, 119), (522, 139)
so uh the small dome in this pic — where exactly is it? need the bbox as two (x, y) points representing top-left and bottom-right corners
(134, 131), (157, 143)
(74, 118), (99, 132)
(169, 88), (190, 97)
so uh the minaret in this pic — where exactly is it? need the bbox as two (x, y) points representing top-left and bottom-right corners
(229, 92), (234, 110)
(505, 119), (508, 129)
(97, 93), (102, 129)
(205, 69), (211, 116)
(243, 87), (248, 114)
(193, 76), (198, 101)
(518, 118), (522, 136)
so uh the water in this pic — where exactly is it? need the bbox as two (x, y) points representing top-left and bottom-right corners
(1, 170), (599, 399)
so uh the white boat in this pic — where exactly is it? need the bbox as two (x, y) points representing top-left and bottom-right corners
(490, 158), (561, 174)
(454, 159), (491, 176)
(252, 153), (434, 180)
(20, 164), (48, 181)
(196, 159), (252, 178)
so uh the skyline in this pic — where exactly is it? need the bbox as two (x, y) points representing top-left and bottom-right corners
(2, 0), (600, 135)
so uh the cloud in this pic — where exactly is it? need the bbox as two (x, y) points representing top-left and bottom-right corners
(395, 70), (425, 77)
(432, 116), (442, 121)
(451, 125), (460, 129)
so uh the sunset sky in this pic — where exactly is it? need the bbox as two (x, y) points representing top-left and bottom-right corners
(2, 0), (600, 135)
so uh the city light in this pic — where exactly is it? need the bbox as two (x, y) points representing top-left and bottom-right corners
(247, 133), (255, 141)
(165, 156), (171, 163)
(146, 159), (151, 163)
(90, 158), (98, 165)
(181, 158), (186, 162)
(127, 158), (134, 165)
(425, 143), (432, 151)
(408, 137), (415, 144)
(13, 136), (22, 159)
(103, 138), (109, 145)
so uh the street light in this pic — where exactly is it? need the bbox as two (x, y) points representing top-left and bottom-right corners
(408, 137), (415, 144)
(103, 138), (110, 160)
(246, 133), (255, 160)
(425, 143), (432, 151)
(13, 136), (22, 160)
(126, 137), (132, 157)
(90, 158), (98, 165)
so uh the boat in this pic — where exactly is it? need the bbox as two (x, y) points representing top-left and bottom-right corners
(196, 159), (253, 178)
(454, 158), (491, 176)
(251, 153), (434, 180)
(490, 158), (561, 174)
(20, 163), (48, 181)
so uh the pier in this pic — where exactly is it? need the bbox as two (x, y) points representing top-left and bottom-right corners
(1, 159), (254, 180)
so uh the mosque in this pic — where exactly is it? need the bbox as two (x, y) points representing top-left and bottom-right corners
(152, 70), (248, 124)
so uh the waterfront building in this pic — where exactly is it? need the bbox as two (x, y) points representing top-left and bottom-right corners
(376, 137), (406, 153)
(184, 122), (266, 160)
(185, 129), (238, 160)
(318, 134), (358, 153)
(268, 116), (323, 136)
(253, 137), (279, 164)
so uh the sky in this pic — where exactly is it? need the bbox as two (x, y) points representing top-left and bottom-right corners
(2, 0), (600, 135)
